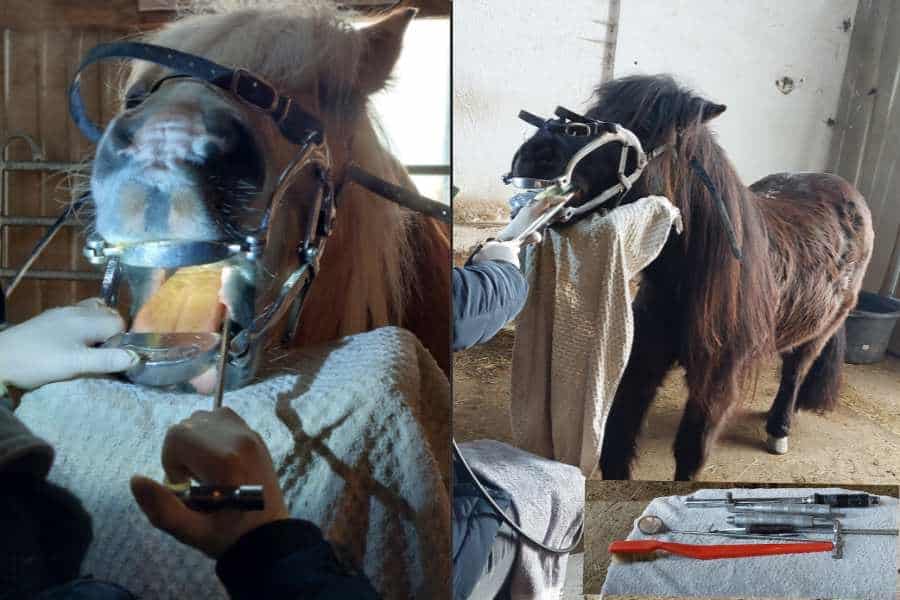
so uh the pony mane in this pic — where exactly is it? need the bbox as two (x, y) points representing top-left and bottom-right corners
(590, 75), (777, 383)
(131, 1), (416, 342)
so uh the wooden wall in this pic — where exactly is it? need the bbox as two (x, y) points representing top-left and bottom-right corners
(0, 2), (173, 323)
(828, 0), (900, 296)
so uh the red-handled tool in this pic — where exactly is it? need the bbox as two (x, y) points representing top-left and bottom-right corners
(609, 539), (834, 560)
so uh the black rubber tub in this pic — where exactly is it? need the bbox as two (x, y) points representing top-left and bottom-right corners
(845, 291), (900, 364)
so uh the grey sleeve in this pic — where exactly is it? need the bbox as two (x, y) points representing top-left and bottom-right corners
(452, 261), (528, 352)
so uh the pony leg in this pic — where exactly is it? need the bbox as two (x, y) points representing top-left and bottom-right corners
(600, 287), (678, 480)
(765, 333), (835, 454)
(673, 369), (741, 481)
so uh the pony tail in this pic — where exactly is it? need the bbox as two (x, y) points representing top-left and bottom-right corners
(796, 325), (845, 412)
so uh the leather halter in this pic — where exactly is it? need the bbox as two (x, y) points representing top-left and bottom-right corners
(70, 41), (324, 148)
(504, 106), (670, 221)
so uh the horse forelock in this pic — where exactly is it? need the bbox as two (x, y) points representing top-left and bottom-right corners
(590, 74), (778, 384)
(135, 1), (363, 102)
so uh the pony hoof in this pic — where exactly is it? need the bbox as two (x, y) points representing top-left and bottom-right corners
(767, 435), (789, 455)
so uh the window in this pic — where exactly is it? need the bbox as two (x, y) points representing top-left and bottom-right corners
(368, 17), (450, 205)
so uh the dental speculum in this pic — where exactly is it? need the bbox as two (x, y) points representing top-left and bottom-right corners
(501, 107), (664, 238)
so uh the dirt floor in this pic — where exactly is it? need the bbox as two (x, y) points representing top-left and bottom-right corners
(454, 333), (900, 484)
(582, 481), (898, 597)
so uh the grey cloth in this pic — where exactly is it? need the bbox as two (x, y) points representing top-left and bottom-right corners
(459, 440), (584, 600)
(16, 327), (450, 600)
(467, 522), (517, 600)
(602, 487), (897, 599)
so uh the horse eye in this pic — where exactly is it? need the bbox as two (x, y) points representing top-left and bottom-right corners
(124, 83), (148, 110)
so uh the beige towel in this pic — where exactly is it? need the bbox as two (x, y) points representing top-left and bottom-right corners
(16, 326), (450, 600)
(510, 196), (682, 478)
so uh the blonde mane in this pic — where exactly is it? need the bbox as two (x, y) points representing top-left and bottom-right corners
(133, 0), (416, 344)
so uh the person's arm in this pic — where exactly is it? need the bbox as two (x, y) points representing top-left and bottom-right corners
(452, 190), (563, 351)
(130, 408), (379, 600)
(0, 391), (95, 598)
(452, 257), (528, 351)
(216, 519), (377, 600)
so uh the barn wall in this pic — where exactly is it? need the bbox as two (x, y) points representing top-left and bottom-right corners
(0, 1), (173, 323)
(452, 0), (617, 218)
(614, 0), (857, 184)
(453, 0), (857, 218)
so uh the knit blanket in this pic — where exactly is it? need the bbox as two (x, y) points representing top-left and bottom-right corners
(17, 326), (450, 599)
(510, 196), (682, 477)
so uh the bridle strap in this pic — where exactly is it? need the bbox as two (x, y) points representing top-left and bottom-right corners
(344, 165), (450, 223)
(69, 41), (449, 224)
(689, 158), (743, 261)
(69, 41), (323, 146)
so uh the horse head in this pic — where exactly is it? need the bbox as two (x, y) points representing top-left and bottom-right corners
(508, 74), (727, 213)
(85, 3), (448, 391)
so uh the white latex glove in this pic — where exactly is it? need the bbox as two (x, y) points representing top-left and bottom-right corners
(470, 238), (536, 269)
(497, 193), (560, 242)
(0, 298), (139, 390)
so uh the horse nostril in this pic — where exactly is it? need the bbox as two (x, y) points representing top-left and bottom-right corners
(202, 141), (222, 160)
(107, 112), (141, 150)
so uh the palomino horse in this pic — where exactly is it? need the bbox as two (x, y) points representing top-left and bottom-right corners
(510, 74), (873, 480)
(86, 2), (450, 384)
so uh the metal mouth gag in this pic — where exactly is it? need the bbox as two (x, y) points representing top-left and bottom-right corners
(0, 41), (449, 401)
(501, 106), (669, 226)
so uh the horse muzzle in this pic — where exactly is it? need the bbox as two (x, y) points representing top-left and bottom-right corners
(502, 106), (665, 223)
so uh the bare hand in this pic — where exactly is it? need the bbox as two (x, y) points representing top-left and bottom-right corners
(130, 407), (289, 558)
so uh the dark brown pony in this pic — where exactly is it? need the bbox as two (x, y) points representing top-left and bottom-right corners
(510, 74), (873, 480)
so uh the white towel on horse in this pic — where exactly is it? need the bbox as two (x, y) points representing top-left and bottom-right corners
(16, 326), (450, 600)
(601, 487), (897, 599)
(510, 196), (682, 477)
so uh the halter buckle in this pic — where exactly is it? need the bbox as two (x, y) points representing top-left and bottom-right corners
(229, 67), (280, 113)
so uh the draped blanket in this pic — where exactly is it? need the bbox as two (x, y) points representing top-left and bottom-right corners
(511, 196), (682, 477)
(17, 326), (450, 599)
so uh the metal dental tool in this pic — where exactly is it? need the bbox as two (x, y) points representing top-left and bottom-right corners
(102, 332), (222, 387)
(726, 520), (897, 559)
(173, 484), (265, 512)
(213, 317), (231, 408)
(685, 492), (880, 508)
(726, 515), (899, 537)
(725, 503), (838, 516)
(505, 185), (574, 243)
(726, 513), (832, 529)
(636, 515), (820, 543)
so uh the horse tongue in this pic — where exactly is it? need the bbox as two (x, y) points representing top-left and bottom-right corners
(131, 265), (225, 334)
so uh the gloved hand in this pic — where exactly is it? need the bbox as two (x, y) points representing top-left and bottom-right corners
(130, 407), (290, 558)
(0, 297), (138, 390)
(497, 192), (559, 242)
(469, 239), (531, 269)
